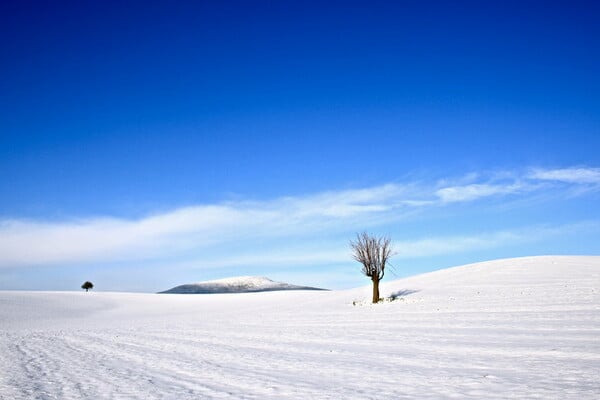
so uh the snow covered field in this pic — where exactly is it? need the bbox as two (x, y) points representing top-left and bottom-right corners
(1, 256), (598, 399)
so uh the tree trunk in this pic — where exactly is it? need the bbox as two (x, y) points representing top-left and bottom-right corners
(372, 277), (380, 303)
(85, 288), (88, 292)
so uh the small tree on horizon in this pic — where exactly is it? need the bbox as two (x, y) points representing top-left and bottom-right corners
(81, 281), (94, 292)
(350, 232), (393, 303)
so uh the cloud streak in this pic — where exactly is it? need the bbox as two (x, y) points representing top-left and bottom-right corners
(528, 167), (600, 184)
(0, 185), (417, 268)
(0, 166), (598, 269)
(174, 221), (599, 271)
(435, 183), (525, 203)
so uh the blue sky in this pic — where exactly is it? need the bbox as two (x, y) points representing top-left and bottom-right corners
(0, 1), (599, 291)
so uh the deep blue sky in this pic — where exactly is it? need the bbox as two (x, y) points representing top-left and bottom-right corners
(0, 1), (599, 291)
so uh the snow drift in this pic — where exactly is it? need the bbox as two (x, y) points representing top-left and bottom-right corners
(0, 255), (598, 399)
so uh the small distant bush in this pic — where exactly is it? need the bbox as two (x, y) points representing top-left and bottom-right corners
(81, 281), (94, 292)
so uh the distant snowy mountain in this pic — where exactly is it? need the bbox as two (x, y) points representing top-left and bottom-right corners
(159, 276), (327, 294)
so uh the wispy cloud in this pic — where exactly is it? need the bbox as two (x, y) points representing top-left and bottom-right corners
(394, 222), (597, 258)
(0, 184), (418, 268)
(172, 221), (599, 271)
(528, 167), (600, 184)
(435, 183), (525, 203)
(0, 166), (598, 269)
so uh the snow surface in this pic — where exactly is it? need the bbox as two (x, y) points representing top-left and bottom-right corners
(0, 256), (599, 399)
(159, 276), (326, 294)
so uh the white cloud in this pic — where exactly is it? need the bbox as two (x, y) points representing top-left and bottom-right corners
(396, 221), (599, 258)
(435, 183), (523, 203)
(167, 222), (598, 274)
(394, 232), (518, 257)
(0, 183), (420, 268)
(529, 167), (600, 184)
(1, 166), (598, 269)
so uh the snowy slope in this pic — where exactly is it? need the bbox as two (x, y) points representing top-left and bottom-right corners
(0, 256), (598, 399)
(159, 276), (326, 294)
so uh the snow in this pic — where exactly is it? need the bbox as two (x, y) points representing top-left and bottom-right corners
(159, 275), (326, 294)
(0, 255), (598, 399)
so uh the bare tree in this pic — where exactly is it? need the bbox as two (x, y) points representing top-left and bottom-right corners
(350, 232), (393, 303)
(81, 281), (94, 292)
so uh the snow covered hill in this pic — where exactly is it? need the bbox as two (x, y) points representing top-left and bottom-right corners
(0, 256), (598, 399)
(159, 276), (327, 294)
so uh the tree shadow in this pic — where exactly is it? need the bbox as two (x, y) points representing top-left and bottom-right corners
(389, 289), (420, 300)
